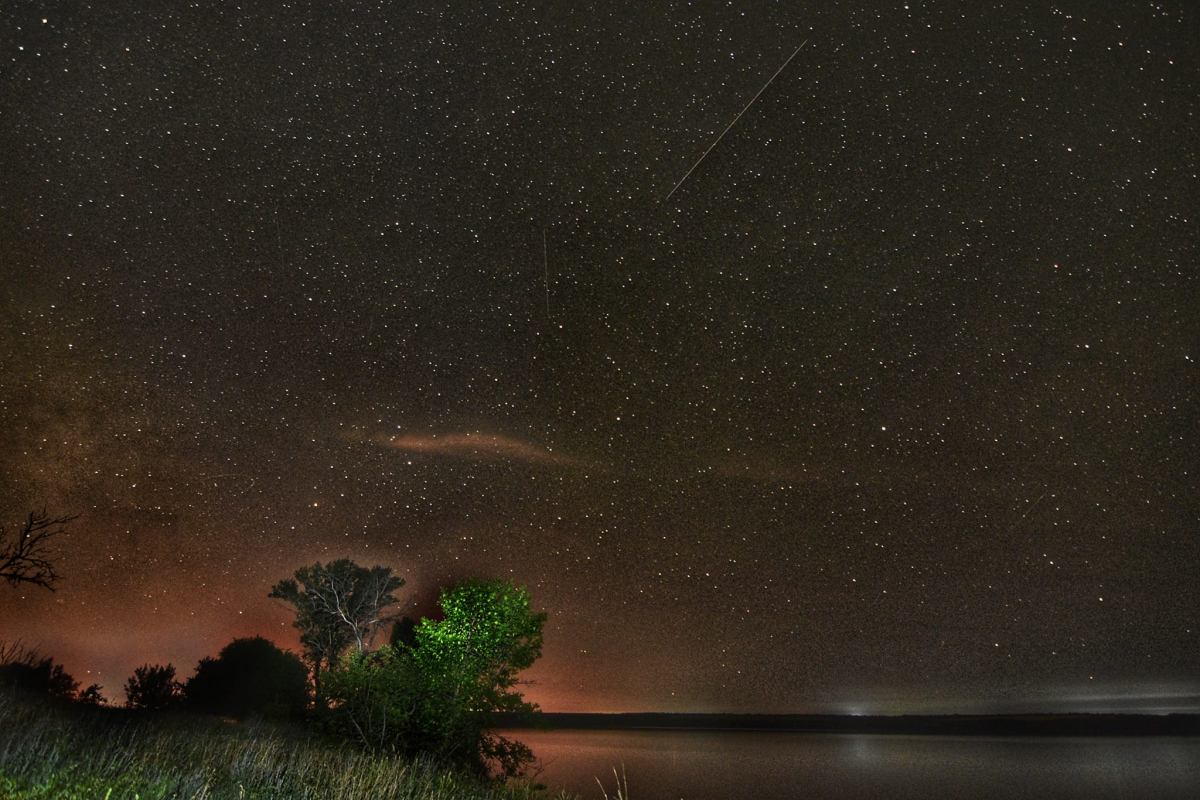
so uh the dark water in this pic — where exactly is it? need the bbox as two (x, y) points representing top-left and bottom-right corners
(508, 729), (1200, 799)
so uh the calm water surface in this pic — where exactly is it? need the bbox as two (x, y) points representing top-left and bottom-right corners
(508, 729), (1200, 799)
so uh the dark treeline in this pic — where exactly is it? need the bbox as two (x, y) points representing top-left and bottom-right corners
(0, 642), (105, 706)
(2, 634), (318, 719)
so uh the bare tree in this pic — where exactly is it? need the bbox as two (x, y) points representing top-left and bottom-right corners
(270, 559), (404, 705)
(0, 509), (77, 591)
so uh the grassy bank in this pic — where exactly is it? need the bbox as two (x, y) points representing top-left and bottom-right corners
(0, 691), (575, 800)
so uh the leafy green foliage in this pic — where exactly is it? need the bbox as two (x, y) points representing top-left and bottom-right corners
(324, 645), (425, 751)
(184, 636), (309, 718)
(414, 578), (545, 716)
(325, 578), (546, 778)
(415, 579), (545, 777)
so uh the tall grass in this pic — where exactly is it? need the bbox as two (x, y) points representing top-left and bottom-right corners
(0, 691), (575, 799)
(595, 765), (631, 800)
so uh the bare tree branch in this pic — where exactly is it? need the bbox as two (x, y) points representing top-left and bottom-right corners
(270, 559), (403, 707)
(0, 509), (77, 592)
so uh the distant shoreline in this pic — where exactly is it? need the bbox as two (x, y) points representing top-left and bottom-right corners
(495, 712), (1200, 737)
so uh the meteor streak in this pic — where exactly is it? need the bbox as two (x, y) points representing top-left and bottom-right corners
(664, 40), (808, 202)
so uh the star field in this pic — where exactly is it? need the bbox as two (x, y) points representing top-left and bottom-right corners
(1, 1), (1197, 713)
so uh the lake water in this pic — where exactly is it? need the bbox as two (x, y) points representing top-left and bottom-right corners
(507, 729), (1200, 799)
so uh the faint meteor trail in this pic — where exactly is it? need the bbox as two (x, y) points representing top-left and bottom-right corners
(273, 203), (285, 263)
(664, 39), (808, 202)
(206, 473), (257, 491)
(1007, 490), (1049, 532)
(543, 228), (551, 322)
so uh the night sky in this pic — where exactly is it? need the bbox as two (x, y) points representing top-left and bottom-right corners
(2, 1), (1197, 715)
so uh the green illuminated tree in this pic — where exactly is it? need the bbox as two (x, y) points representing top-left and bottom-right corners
(412, 578), (545, 718)
(410, 578), (545, 776)
(324, 577), (546, 777)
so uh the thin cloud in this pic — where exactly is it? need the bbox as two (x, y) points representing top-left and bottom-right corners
(376, 431), (576, 465)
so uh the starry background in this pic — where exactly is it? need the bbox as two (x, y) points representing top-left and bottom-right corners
(1, 1), (1197, 714)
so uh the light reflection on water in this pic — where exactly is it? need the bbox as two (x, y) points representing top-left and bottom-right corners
(506, 729), (1200, 800)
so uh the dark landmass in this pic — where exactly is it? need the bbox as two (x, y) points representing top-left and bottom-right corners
(494, 712), (1200, 737)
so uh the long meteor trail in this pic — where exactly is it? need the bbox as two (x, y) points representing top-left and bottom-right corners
(543, 228), (551, 322)
(664, 39), (808, 202)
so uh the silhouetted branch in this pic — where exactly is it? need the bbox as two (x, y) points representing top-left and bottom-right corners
(0, 509), (77, 591)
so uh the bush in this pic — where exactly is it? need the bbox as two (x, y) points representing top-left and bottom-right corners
(324, 645), (426, 751)
(184, 636), (309, 718)
(124, 664), (183, 711)
(324, 578), (545, 778)
(0, 641), (105, 706)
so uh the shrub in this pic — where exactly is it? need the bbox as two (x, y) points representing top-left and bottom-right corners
(0, 641), (104, 705)
(124, 664), (183, 711)
(184, 636), (309, 718)
(324, 578), (545, 778)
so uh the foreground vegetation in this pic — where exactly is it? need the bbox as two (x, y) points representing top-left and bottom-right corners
(0, 691), (574, 800)
(0, 558), (576, 796)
